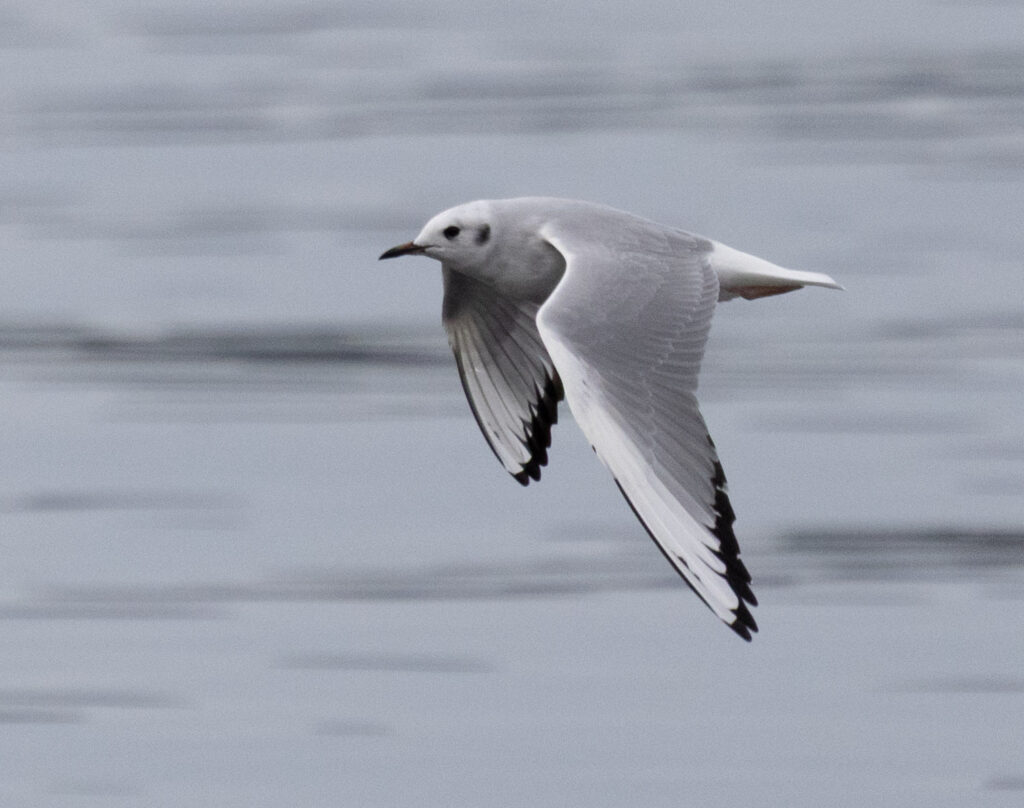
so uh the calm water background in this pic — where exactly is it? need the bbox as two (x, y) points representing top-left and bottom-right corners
(2, 1), (1023, 806)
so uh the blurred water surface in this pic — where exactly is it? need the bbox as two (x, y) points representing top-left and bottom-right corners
(2, 1), (1023, 806)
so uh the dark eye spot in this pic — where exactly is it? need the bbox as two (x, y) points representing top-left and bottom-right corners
(443, 225), (460, 240)
(475, 224), (490, 245)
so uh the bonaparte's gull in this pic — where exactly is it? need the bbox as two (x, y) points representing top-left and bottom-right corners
(381, 198), (841, 640)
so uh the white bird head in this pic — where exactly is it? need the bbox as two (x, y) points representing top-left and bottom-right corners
(379, 199), (567, 299)
(379, 200), (496, 272)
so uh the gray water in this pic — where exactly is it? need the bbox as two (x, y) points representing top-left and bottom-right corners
(2, 1), (1024, 806)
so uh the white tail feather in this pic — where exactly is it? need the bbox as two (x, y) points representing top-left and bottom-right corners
(709, 242), (843, 301)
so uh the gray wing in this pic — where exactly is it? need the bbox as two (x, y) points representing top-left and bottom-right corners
(442, 267), (563, 485)
(535, 224), (757, 639)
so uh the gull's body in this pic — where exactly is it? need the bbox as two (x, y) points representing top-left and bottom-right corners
(381, 197), (841, 640)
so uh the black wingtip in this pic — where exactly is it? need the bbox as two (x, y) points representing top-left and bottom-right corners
(509, 371), (564, 487)
(730, 600), (759, 641)
(707, 450), (760, 636)
(611, 447), (759, 642)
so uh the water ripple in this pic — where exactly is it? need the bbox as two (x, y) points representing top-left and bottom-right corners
(10, 35), (1024, 172)
(4, 527), (1021, 621)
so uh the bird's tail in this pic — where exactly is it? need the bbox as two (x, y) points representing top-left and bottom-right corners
(709, 241), (843, 301)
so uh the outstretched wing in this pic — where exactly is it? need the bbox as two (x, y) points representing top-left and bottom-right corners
(535, 223), (757, 639)
(442, 268), (563, 484)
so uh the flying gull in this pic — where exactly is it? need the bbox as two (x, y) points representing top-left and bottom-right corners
(381, 197), (841, 640)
